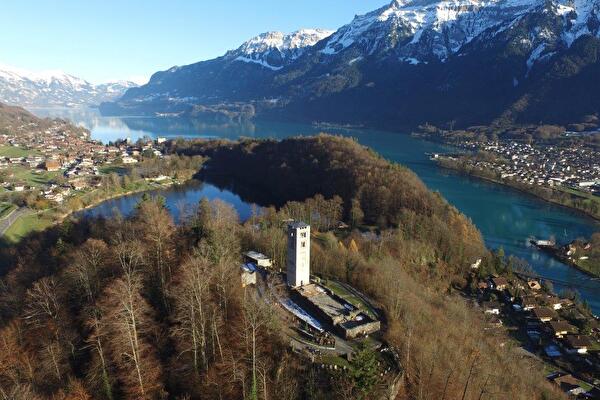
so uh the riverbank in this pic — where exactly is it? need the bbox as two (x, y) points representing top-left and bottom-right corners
(531, 241), (600, 279)
(434, 156), (600, 223)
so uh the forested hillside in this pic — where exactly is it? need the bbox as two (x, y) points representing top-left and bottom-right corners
(0, 136), (566, 399)
(0, 102), (87, 136)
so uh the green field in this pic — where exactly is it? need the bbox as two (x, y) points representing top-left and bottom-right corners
(5, 166), (61, 187)
(99, 165), (128, 175)
(0, 145), (42, 158)
(560, 186), (600, 200)
(319, 354), (351, 369)
(0, 202), (16, 219)
(3, 211), (55, 243)
(1, 176), (168, 242)
(558, 186), (600, 208)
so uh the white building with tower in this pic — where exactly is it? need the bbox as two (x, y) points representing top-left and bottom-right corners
(287, 222), (310, 287)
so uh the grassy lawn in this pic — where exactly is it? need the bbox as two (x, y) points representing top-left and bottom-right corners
(0, 145), (42, 158)
(321, 280), (378, 319)
(0, 202), (15, 217)
(5, 166), (61, 187)
(99, 165), (128, 175)
(558, 187), (600, 207)
(575, 258), (600, 276)
(4, 211), (55, 243)
(319, 354), (350, 369)
(0, 202), (16, 219)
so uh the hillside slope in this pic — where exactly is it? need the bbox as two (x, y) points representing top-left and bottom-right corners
(0, 135), (566, 400)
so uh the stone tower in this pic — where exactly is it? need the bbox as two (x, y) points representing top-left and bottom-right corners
(286, 222), (310, 287)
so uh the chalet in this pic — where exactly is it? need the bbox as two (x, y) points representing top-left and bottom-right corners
(482, 301), (501, 315)
(548, 373), (586, 396)
(489, 277), (508, 291)
(25, 157), (39, 167)
(122, 156), (138, 164)
(541, 295), (563, 310)
(563, 335), (593, 354)
(44, 159), (61, 171)
(531, 307), (557, 323)
(547, 321), (578, 338)
(79, 158), (94, 167)
(518, 295), (537, 311)
(560, 298), (575, 308)
(12, 183), (26, 192)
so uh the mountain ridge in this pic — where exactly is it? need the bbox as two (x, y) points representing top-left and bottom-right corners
(102, 0), (600, 129)
(0, 64), (139, 108)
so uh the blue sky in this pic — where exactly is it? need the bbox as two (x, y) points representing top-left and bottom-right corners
(0, 0), (388, 84)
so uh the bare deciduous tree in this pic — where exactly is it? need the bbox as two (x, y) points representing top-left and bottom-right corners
(98, 273), (165, 399)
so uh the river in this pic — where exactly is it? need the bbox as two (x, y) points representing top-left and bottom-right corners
(32, 108), (600, 312)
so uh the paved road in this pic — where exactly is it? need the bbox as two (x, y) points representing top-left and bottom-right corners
(0, 207), (29, 236)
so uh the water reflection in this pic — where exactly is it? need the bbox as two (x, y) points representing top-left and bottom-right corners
(77, 180), (254, 223)
(31, 107), (600, 312)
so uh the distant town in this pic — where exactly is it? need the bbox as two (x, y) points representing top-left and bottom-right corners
(437, 139), (600, 194)
(427, 131), (600, 222)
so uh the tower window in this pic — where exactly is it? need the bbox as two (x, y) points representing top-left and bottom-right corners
(301, 232), (307, 238)
(301, 241), (306, 248)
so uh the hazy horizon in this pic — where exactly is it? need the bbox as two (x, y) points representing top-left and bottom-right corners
(0, 0), (387, 84)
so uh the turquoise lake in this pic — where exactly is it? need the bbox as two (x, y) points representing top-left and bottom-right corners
(32, 108), (600, 313)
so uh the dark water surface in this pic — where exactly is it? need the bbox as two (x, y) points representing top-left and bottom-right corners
(33, 108), (600, 312)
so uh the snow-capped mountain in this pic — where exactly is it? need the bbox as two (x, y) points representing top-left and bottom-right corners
(321, 0), (536, 61)
(104, 0), (600, 128)
(227, 29), (334, 70)
(318, 0), (600, 65)
(103, 28), (332, 115)
(0, 65), (139, 107)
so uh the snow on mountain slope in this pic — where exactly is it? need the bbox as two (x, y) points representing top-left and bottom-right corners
(103, 0), (600, 126)
(227, 29), (334, 70)
(322, 0), (538, 59)
(555, 0), (600, 45)
(320, 0), (600, 65)
(0, 64), (138, 107)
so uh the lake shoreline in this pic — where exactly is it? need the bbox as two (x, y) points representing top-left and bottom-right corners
(3, 180), (184, 243)
(532, 242), (600, 279)
(66, 181), (178, 218)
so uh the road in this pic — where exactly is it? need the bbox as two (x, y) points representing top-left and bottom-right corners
(0, 207), (29, 236)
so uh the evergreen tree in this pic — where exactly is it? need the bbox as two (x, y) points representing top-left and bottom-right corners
(349, 343), (379, 399)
